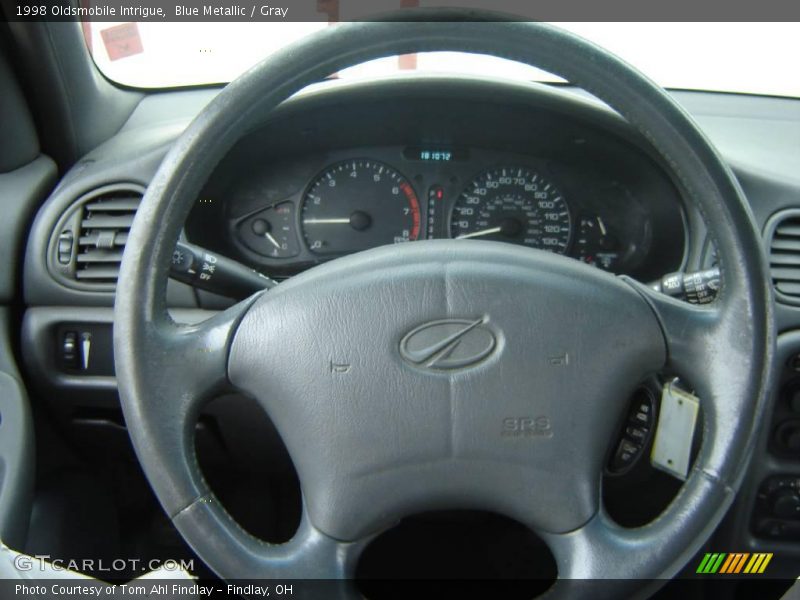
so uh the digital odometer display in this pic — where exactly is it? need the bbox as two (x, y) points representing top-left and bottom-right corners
(403, 146), (469, 162)
(301, 159), (421, 255)
(450, 166), (572, 253)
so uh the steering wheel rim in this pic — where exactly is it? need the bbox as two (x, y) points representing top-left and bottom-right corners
(114, 16), (774, 597)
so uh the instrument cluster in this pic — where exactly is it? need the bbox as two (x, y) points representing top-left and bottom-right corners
(187, 144), (683, 281)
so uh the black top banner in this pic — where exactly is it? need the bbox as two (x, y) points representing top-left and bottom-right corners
(5, 0), (800, 22)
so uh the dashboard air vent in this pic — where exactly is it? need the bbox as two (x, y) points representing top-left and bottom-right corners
(51, 185), (144, 290)
(765, 209), (800, 304)
(76, 192), (141, 283)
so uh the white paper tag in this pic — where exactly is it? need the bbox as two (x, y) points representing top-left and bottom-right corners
(650, 380), (700, 480)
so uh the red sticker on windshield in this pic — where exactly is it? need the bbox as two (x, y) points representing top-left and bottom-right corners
(101, 23), (143, 61)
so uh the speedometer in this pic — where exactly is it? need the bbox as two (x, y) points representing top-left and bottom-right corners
(450, 167), (571, 253)
(301, 159), (421, 256)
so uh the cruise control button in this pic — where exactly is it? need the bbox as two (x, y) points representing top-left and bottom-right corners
(608, 387), (657, 475)
(626, 426), (648, 442)
(611, 439), (640, 471)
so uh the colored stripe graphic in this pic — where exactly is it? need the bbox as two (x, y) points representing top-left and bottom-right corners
(696, 553), (713, 573)
(733, 553), (750, 573)
(698, 552), (773, 575)
(697, 553), (726, 574)
(720, 553), (749, 574)
(719, 554), (736, 574)
(744, 553), (773, 574)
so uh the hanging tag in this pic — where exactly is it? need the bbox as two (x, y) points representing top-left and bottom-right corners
(650, 380), (700, 480)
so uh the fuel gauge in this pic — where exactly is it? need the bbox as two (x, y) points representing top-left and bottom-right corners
(237, 201), (300, 259)
(576, 215), (620, 271)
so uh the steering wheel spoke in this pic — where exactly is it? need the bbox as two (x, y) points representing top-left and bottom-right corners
(115, 296), (259, 516)
(536, 466), (732, 598)
(172, 498), (366, 584)
(164, 299), (258, 400)
(625, 279), (723, 385)
(627, 279), (771, 484)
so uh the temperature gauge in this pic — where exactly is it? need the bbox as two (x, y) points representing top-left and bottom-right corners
(237, 201), (300, 259)
(576, 215), (620, 271)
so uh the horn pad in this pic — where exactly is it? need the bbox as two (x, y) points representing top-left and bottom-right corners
(228, 240), (665, 540)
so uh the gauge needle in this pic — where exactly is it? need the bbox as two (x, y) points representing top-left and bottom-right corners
(264, 232), (281, 249)
(456, 226), (502, 240)
(597, 217), (608, 236)
(303, 218), (351, 224)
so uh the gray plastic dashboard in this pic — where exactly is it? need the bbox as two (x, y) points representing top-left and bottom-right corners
(17, 73), (800, 576)
(21, 76), (800, 311)
(20, 74), (800, 410)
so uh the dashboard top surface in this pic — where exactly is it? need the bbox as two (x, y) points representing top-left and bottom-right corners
(22, 75), (800, 329)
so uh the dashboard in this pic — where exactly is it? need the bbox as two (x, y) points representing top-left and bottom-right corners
(16, 72), (800, 581)
(184, 77), (685, 282)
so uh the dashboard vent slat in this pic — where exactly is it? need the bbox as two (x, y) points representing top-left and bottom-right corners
(74, 266), (122, 281)
(770, 267), (800, 282)
(770, 253), (800, 267)
(775, 224), (800, 238)
(76, 249), (126, 263)
(83, 197), (142, 212)
(770, 238), (800, 252)
(766, 210), (800, 305)
(78, 232), (129, 248)
(71, 187), (143, 287)
(80, 214), (136, 230)
(776, 282), (800, 296)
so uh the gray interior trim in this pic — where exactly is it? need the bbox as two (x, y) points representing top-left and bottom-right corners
(713, 330), (800, 576)
(0, 46), (39, 172)
(0, 156), (57, 303)
(20, 306), (221, 407)
(0, 308), (34, 550)
(2, 20), (142, 170)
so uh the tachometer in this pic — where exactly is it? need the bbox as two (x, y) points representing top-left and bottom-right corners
(301, 159), (421, 255)
(450, 167), (571, 253)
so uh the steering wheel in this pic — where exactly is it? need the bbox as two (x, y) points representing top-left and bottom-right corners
(114, 17), (774, 598)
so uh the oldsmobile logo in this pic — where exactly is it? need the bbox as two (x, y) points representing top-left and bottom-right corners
(399, 318), (497, 371)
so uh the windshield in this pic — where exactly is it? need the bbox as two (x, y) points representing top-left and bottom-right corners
(85, 22), (800, 97)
